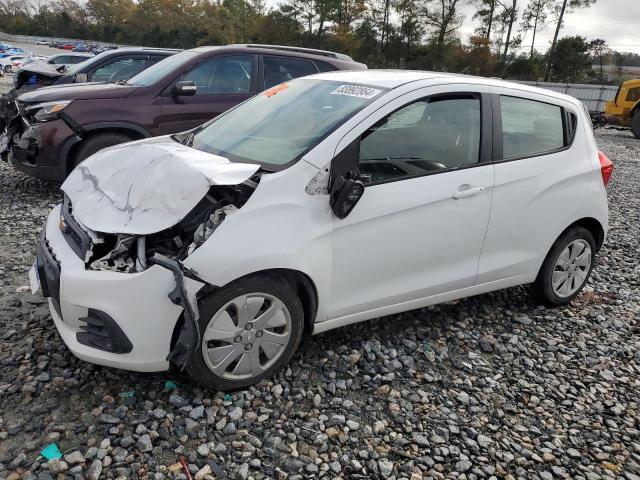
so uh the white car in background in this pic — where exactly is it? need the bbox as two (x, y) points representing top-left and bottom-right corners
(14, 55), (47, 69)
(0, 55), (26, 73)
(34, 71), (612, 390)
(45, 52), (93, 70)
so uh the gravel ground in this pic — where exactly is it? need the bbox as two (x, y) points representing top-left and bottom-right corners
(0, 129), (639, 480)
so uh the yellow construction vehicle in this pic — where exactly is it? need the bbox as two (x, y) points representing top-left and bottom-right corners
(594, 78), (640, 138)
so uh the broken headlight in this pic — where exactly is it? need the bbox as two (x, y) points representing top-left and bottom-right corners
(84, 178), (260, 273)
(26, 100), (72, 123)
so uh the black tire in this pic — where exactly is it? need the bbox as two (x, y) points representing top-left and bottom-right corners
(632, 109), (640, 139)
(72, 132), (132, 170)
(531, 226), (596, 306)
(3, 65), (11, 73)
(186, 274), (304, 391)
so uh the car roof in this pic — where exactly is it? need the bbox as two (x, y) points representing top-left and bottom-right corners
(101, 47), (181, 55)
(309, 69), (581, 106)
(51, 52), (93, 57)
(188, 45), (355, 64)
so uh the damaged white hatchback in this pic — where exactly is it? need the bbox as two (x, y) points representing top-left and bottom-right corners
(34, 70), (611, 390)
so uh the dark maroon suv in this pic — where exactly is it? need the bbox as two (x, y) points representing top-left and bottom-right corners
(8, 44), (366, 182)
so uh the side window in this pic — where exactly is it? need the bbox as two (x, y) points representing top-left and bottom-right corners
(315, 60), (338, 72)
(91, 57), (148, 82)
(68, 56), (88, 65)
(626, 87), (640, 103)
(50, 56), (69, 64)
(358, 97), (481, 184)
(147, 55), (167, 67)
(181, 55), (253, 95)
(262, 56), (317, 90)
(500, 96), (564, 159)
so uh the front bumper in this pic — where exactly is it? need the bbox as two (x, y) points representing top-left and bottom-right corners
(9, 119), (78, 182)
(39, 205), (201, 372)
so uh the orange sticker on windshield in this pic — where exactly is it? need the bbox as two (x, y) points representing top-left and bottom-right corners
(264, 83), (289, 97)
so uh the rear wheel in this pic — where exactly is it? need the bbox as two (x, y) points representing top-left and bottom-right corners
(186, 274), (304, 391)
(3, 65), (11, 73)
(531, 226), (596, 306)
(72, 132), (132, 170)
(532, 226), (596, 306)
(631, 109), (640, 139)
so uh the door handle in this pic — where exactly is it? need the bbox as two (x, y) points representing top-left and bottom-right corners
(453, 185), (486, 199)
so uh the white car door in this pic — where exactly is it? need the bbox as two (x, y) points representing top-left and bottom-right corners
(476, 92), (591, 285)
(328, 86), (495, 320)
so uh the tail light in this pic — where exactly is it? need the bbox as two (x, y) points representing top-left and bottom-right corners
(598, 151), (613, 187)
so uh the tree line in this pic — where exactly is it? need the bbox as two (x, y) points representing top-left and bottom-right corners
(0, 0), (636, 84)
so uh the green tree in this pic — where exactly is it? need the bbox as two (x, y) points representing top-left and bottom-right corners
(543, 0), (596, 81)
(588, 38), (607, 84)
(520, 0), (550, 57)
(549, 35), (591, 82)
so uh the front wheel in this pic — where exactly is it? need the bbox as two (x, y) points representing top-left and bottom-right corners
(631, 109), (640, 139)
(72, 132), (132, 171)
(532, 226), (596, 306)
(3, 65), (11, 73)
(186, 274), (304, 390)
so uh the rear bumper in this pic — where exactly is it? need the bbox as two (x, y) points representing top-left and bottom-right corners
(39, 205), (202, 372)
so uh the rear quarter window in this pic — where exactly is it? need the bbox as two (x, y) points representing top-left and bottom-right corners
(500, 96), (565, 159)
(315, 60), (338, 72)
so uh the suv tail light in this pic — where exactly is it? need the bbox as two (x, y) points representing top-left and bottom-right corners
(598, 151), (613, 187)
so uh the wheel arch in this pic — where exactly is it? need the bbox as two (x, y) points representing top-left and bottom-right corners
(65, 122), (153, 174)
(171, 268), (319, 352)
(568, 217), (605, 252)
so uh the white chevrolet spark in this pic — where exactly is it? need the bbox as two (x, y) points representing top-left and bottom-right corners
(33, 70), (613, 390)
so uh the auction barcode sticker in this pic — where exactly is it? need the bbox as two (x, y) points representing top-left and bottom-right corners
(330, 85), (382, 99)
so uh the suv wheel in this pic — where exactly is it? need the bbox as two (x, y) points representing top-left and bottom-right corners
(72, 132), (132, 170)
(186, 275), (304, 391)
(632, 109), (640, 139)
(532, 226), (596, 306)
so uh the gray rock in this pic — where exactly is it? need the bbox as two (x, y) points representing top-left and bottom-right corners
(64, 451), (85, 464)
(136, 434), (153, 452)
(455, 460), (472, 472)
(47, 459), (68, 474)
(86, 460), (103, 480)
(378, 459), (393, 477)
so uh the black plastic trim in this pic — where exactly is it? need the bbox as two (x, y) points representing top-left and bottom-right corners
(150, 254), (200, 370)
(61, 195), (92, 261)
(77, 308), (133, 354)
(83, 121), (152, 138)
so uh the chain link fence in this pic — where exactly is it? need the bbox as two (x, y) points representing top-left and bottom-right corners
(518, 81), (618, 113)
(0, 31), (128, 49)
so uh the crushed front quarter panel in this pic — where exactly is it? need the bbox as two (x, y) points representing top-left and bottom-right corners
(61, 137), (260, 235)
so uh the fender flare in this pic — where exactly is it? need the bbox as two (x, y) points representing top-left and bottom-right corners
(60, 121), (154, 173)
(82, 121), (153, 138)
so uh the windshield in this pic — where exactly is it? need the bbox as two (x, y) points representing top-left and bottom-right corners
(127, 51), (198, 87)
(189, 79), (385, 168)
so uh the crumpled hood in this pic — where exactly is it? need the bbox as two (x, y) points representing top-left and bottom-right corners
(15, 60), (65, 89)
(61, 137), (260, 235)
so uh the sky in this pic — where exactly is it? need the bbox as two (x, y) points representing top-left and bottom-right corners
(266, 0), (640, 55)
(457, 0), (640, 55)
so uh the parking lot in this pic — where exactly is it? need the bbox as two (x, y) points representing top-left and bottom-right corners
(0, 127), (638, 479)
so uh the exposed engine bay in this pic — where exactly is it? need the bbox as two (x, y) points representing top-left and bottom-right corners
(65, 176), (260, 273)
